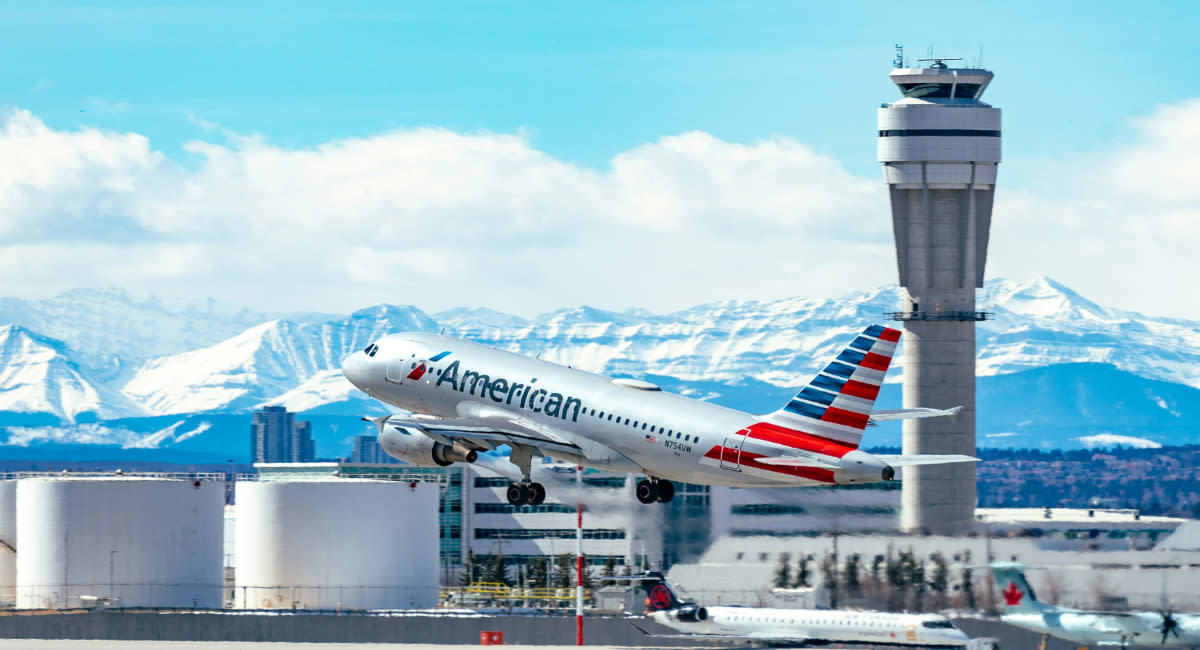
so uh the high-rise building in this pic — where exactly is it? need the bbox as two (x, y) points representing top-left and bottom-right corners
(351, 435), (401, 464)
(878, 55), (1000, 534)
(250, 406), (314, 463)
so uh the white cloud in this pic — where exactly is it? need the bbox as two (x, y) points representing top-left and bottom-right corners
(0, 110), (889, 316)
(988, 98), (1200, 320)
(1, 99), (1198, 318)
(2, 420), (194, 448)
(1075, 433), (1162, 450)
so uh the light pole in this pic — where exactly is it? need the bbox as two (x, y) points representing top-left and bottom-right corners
(576, 465), (583, 646)
(109, 549), (118, 603)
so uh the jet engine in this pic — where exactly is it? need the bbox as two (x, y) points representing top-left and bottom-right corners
(379, 424), (478, 467)
(669, 605), (708, 623)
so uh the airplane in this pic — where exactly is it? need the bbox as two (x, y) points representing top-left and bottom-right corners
(341, 324), (976, 505)
(626, 571), (969, 647)
(991, 563), (1200, 648)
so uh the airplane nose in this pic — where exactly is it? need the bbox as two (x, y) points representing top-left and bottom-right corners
(342, 352), (366, 385)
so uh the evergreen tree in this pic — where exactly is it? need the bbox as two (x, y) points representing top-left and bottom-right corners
(870, 554), (886, 588)
(928, 552), (949, 608)
(529, 555), (550, 590)
(843, 553), (862, 596)
(553, 553), (573, 588)
(773, 554), (793, 589)
(820, 552), (839, 609)
(485, 553), (510, 586)
(793, 554), (812, 588)
(602, 556), (618, 585)
(459, 550), (480, 586)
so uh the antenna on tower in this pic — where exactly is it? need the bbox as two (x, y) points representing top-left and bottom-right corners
(893, 44), (904, 69)
(918, 57), (963, 69)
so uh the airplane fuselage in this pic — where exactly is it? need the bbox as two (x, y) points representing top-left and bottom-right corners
(343, 332), (891, 487)
(651, 606), (967, 647)
(1001, 611), (1200, 647)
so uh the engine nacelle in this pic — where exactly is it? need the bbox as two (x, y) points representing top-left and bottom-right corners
(379, 424), (477, 467)
(835, 449), (894, 484)
(672, 605), (708, 623)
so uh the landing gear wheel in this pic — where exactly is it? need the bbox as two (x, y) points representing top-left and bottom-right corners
(506, 483), (530, 506)
(655, 479), (675, 503)
(527, 482), (547, 506)
(635, 479), (658, 504)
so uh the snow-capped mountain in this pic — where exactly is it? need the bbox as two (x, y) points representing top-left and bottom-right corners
(121, 305), (439, 415)
(1, 277), (1198, 455)
(0, 325), (146, 421)
(0, 288), (278, 382)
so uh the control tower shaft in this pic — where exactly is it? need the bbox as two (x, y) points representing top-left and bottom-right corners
(878, 62), (1000, 534)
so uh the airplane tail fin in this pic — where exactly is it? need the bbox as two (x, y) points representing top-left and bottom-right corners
(764, 325), (901, 449)
(990, 563), (1057, 614)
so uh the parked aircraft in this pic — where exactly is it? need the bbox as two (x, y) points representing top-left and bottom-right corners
(342, 324), (974, 505)
(991, 563), (1200, 647)
(629, 572), (968, 647)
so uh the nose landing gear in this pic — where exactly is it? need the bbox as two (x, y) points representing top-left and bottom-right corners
(635, 478), (675, 504)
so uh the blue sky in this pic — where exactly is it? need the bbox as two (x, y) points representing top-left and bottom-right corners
(1, 1), (1198, 318)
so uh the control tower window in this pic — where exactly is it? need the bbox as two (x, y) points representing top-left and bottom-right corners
(954, 83), (982, 99)
(901, 83), (953, 99)
(901, 82), (982, 100)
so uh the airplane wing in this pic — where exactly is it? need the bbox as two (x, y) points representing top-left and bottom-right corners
(368, 407), (583, 458)
(875, 454), (979, 466)
(631, 623), (813, 643)
(869, 406), (962, 424)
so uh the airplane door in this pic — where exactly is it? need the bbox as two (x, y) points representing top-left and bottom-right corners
(385, 356), (408, 384)
(719, 428), (750, 470)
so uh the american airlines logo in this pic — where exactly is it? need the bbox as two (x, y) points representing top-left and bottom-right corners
(435, 358), (584, 422)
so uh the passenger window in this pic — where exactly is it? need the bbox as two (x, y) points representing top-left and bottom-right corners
(650, 426), (656, 433)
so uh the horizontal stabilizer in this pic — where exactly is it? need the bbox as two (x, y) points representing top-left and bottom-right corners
(875, 454), (978, 467)
(869, 406), (962, 423)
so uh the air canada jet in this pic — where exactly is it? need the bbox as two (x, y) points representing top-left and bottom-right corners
(629, 572), (969, 647)
(991, 563), (1200, 648)
(341, 324), (975, 505)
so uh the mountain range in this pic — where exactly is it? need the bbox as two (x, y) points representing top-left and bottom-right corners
(1, 278), (1197, 461)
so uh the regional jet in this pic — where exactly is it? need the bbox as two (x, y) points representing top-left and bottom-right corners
(341, 324), (975, 505)
(991, 563), (1200, 647)
(630, 572), (968, 647)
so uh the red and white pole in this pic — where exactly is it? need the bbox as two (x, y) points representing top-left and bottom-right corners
(575, 465), (584, 645)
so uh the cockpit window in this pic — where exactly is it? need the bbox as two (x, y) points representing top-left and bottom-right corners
(363, 343), (380, 357)
(922, 620), (954, 629)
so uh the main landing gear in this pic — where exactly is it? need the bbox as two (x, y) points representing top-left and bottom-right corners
(506, 481), (546, 506)
(636, 478), (675, 504)
(505, 446), (546, 507)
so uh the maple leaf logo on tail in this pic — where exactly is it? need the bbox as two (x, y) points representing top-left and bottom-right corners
(1002, 581), (1024, 606)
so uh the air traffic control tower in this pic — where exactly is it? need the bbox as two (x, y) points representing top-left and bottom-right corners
(878, 56), (999, 534)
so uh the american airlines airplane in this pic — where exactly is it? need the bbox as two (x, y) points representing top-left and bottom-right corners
(632, 572), (969, 647)
(341, 324), (975, 505)
(991, 563), (1200, 647)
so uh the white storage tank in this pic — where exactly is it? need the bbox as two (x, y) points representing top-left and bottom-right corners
(15, 476), (224, 609)
(234, 479), (438, 610)
(0, 480), (15, 605)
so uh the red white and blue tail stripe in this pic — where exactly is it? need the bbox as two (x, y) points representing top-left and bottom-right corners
(763, 324), (900, 448)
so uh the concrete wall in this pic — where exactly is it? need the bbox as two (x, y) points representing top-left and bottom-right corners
(0, 612), (1174, 649)
(0, 613), (693, 646)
